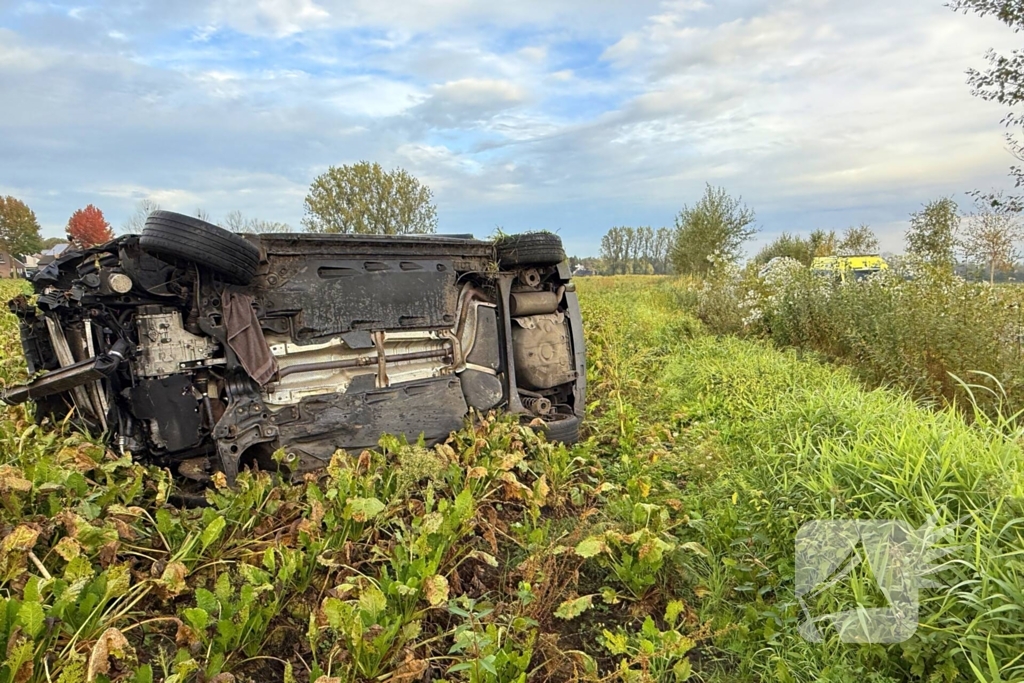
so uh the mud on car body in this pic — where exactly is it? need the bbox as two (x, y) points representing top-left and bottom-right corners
(3, 211), (585, 484)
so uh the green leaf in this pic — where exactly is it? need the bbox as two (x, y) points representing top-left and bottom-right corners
(641, 615), (659, 639)
(451, 488), (475, 526)
(195, 588), (218, 614)
(104, 564), (131, 600)
(555, 595), (593, 620)
(17, 600), (44, 638)
(345, 497), (386, 523)
(214, 572), (232, 602)
(602, 629), (630, 656)
(673, 659), (693, 681)
(200, 516), (226, 551)
(665, 600), (685, 627)
(182, 607), (209, 632)
(358, 585), (387, 618)
(322, 597), (347, 630)
(986, 643), (1003, 683)
(133, 664), (154, 683)
(575, 536), (608, 558)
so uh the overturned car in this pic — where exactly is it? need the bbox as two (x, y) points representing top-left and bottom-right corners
(3, 212), (585, 484)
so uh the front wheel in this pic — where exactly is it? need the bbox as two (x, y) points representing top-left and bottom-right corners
(495, 232), (565, 268)
(140, 211), (260, 285)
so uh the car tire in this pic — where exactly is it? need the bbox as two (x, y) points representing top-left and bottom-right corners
(140, 211), (260, 285)
(540, 412), (580, 445)
(495, 232), (565, 268)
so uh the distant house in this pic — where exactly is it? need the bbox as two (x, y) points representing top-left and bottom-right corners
(23, 242), (71, 277)
(572, 264), (595, 277)
(0, 252), (26, 279)
(39, 242), (71, 264)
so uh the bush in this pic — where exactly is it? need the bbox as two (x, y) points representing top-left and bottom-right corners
(753, 263), (1024, 419)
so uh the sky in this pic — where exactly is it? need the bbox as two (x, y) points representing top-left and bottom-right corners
(0, 0), (1020, 257)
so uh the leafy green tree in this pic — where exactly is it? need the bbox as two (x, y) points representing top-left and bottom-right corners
(670, 185), (757, 276)
(906, 198), (960, 270)
(952, 0), (1024, 209)
(837, 225), (879, 256)
(0, 195), (43, 256)
(807, 229), (838, 258)
(754, 233), (813, 265)
(302, 162), (438, 235)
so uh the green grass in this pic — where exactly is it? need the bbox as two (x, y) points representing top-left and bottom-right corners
(576, 276), (1024, 682)
(0, 275), (1022, 682)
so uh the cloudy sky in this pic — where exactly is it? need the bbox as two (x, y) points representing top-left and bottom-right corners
(0, 0), (1019, 255)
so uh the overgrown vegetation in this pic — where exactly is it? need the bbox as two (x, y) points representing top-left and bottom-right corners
(582, 276), (1024, 682)
(2, 275), (1023, 682)
(694, 258), (1024, 419)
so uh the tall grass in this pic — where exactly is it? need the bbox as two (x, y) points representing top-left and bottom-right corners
(662, 336), (1024, 682)
(752, 265), (1024, 419)
(577, 276), (1024, 682)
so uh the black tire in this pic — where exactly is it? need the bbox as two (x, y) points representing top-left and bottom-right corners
(540, 413), (580, 445)
(140, 211), (260, 285)
(495, 232), (565, 268)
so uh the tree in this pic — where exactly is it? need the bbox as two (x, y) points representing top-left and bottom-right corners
(66, 204), (114, 248)
(670, 185), (757, 276)
(40, 236), (66, 250)
(598, 225), (675, 274)
(837, 225), (879, 256)
(952, 0), (1024, 208)
(960, 197), (1024, 283)
(0, 196), (43, 256)
(223, 210), (292, 233)
(122, 199), (160, 234)
(906, 198), (960, 270)
(653, 227), (674, 274)
(600, 227), (628, 274)
(754, 233), (813, 265)
(302, 162), (438, 235)
(808, 229), (838, 258)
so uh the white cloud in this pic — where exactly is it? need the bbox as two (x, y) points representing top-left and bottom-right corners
(209, 0), (330, 36)
(415, 78), (530, 128)
(1, 0), (1022, 251)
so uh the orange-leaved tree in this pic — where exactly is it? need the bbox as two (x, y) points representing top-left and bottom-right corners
(66, 204), (114, 247)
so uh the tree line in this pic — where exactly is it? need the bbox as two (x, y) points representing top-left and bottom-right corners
(598, 226), (674, 274)
(577, 185), (1024, 284)
(582, 186), (885, 277)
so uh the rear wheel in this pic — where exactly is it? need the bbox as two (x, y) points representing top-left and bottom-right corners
(495, 232), (565, 268)
(140, 211), (260, 285)
(539, 412), (580, 445)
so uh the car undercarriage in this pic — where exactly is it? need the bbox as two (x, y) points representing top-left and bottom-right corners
(3, 212), (585, 484)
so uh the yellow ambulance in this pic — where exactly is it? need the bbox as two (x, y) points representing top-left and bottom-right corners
(811, 255), (889, 283)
